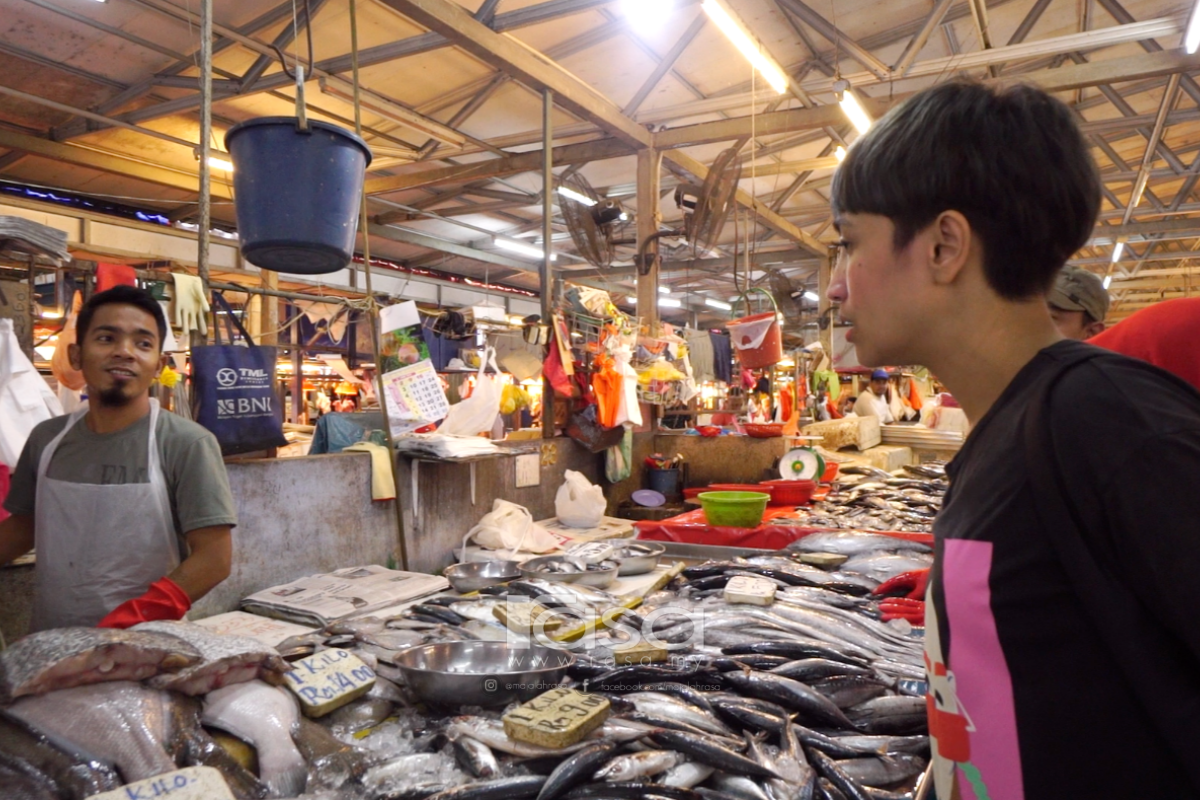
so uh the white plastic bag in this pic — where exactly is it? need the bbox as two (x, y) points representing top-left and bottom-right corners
(464, 499), (560, 558)
(555, 470), (606, 528)
(440, 347), (503, 436)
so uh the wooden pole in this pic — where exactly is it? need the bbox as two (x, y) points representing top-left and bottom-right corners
(635, 147), (663, 336)
(193, 0), (213, 351)
(541, 88), (556, 439)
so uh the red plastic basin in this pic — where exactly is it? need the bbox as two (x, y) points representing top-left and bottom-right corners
(758, 479), (817, 506)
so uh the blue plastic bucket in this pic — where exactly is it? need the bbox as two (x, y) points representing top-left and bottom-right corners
(225, 117), (372, 275)
(647, 468), (681, 500)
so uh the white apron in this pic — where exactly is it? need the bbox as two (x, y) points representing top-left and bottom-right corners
(30, 399), (179, 631)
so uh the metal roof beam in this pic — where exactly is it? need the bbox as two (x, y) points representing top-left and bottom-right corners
(371, 0), (651, 149)
(776, 0), (891, 79)
(0, 127), (233, 200)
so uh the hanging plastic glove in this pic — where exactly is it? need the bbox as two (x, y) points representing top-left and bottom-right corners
(172, 273), (209, 339)
(96, 576), (192, 628)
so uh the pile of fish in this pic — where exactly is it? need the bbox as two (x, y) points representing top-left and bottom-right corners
(0, 540), (930, 800)
(774, 464), (947, 533)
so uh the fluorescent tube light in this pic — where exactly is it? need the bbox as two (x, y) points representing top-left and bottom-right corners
(803, 290), (819, 302)
(658, 286), (671, 294)
(1112, 242), (1125, 263)
(659, 297), (683, 308)
(705, 297), (732, 310)
(495, 238), (556, 261)
(622, 0), (672, 31)
(834, 146), (846, 162)
(701, 0), (789, 94)
(557, 185), (596, 207)
(207, 156), (234, 172)
(1187, 0), (1200, 53)
(837, 87), (872, 134)
(1103, 275), (1113, 289)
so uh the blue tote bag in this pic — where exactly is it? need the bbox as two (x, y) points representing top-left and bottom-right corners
(191, 292), (288, 454)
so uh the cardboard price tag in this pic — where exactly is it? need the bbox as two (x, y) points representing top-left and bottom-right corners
(494, 601), (562, 636)
(88, 766), (235, 800)
(612, 640), (668, 665)
(283, 648), (376, 717)
(503, 687), (610, 748)
(724, 575), (777, 606)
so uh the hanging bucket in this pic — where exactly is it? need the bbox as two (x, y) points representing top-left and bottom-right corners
(225, 117), (372, 275)
(727, 288), (783, 369)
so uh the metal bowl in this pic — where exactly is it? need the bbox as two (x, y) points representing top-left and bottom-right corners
(599, 540), (666, 576)
(391, 641), (574, 707)
(444, 560), (522, 593)
(520, 555), (619, 588)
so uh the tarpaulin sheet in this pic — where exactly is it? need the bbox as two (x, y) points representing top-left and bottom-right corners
(635, 506), (934, 550)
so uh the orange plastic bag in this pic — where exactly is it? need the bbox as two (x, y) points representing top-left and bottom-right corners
(592, 355), (622, 429)
(51, 291), (85, 391)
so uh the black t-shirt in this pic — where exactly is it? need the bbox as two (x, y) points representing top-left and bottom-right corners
(926, 340), (1200, 799)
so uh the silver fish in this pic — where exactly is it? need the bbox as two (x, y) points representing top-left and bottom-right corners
(623, 692), (733, 736)
(594, 749), (682, 781)
(837, 552), (933, 583)
(789, 532), (931, 556)
(833, 754), (926, 787)
(134, 621), (287, 696)
(0, 627), (201, 704)
(202, 680), (307, 797)
(658, 759), (715, 788)
(0, 709), (122, 797)
(8, 681), (178, 783)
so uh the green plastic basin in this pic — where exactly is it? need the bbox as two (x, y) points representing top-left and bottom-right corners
(697, 491), (771, 528)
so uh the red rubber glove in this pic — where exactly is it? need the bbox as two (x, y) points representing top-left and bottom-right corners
(880, 597), (926, 624)
(97, 577), (192, 629)
(872, 568), (930, 600)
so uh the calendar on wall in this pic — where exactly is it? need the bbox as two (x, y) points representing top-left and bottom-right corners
(381, 358), (450, 434)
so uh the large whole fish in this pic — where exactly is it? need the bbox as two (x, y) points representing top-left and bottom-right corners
(133, 621), (288, 695)
(202, 680), (307, 797)
(7, 682), (179, 783)
(0, 711), (122, 798)
(0, 628), (200, 704)
(789, 533), (932, 557)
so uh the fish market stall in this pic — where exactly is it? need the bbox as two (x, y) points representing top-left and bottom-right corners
(637, 464), (946, 549)
(0, 530), (933, 800)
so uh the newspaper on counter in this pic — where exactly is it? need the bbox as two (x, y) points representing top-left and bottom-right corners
(239, 564), (449, 627)
(192, 611), (317, 648)
(393, 432), (501, 459)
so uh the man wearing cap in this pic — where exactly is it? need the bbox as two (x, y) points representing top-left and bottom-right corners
(853, 369), (895, 422)
(1048, 265), (1108, 340)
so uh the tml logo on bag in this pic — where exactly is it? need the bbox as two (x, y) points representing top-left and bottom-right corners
(191, 291), (288, 455)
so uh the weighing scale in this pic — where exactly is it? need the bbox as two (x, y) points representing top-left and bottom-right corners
(779, 435), (825, 481)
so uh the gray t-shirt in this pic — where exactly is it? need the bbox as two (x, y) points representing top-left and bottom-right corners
(5, 410), (238, 557)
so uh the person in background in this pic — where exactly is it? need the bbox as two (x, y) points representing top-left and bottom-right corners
(853, 369), (895, 422)
(0, 286), (236, 631)
(1089, 297), (1200, 393)
(828, 80), (1200, 798)
(839, 394), (858, 417)
(1048, 265), (1108, 340)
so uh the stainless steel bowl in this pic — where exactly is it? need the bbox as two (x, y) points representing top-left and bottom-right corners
(444, 560), (522, 593)
(600, 540), (666, 575)
(391, 641), (574, 707)
(520, 555), (619, 588)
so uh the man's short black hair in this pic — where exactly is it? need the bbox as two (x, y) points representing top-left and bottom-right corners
(77, 284), (169, 349)
(831, 80), (1101, 300)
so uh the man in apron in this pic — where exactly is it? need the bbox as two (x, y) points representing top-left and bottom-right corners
(0, 285), (236, 630)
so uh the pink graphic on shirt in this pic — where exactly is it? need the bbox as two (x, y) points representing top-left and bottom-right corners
(943, 538), (1024, 800)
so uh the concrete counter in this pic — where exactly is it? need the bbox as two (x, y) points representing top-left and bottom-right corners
(653, 433), (791, 486)
(0, 452), (397, 641)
